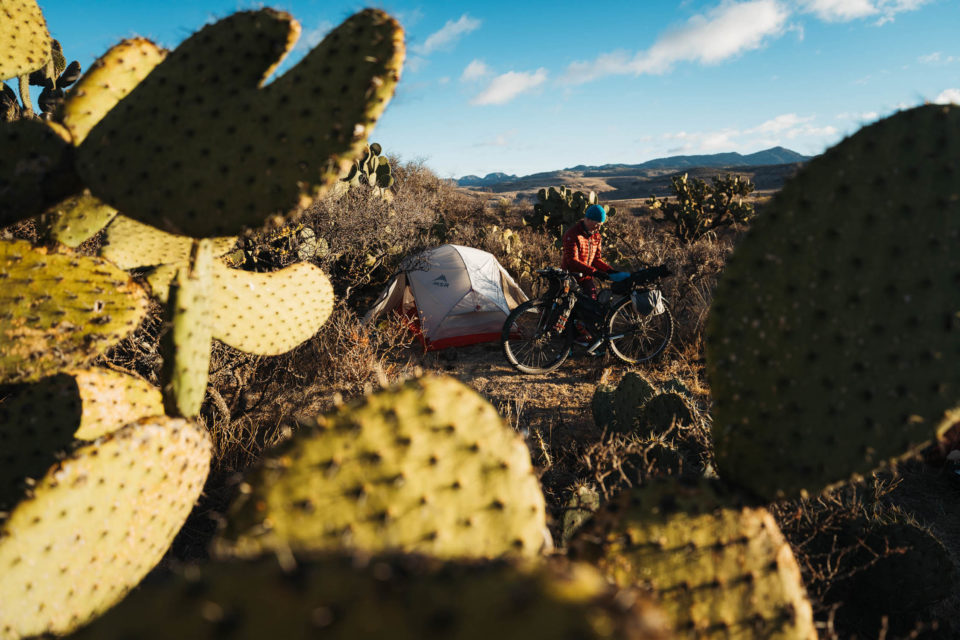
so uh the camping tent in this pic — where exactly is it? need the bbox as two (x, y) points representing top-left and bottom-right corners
(363, 244), (528, 350)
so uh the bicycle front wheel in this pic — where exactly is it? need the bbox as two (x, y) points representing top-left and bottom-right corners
(606, 296), (673, 364)
(501, 299), (572, 374)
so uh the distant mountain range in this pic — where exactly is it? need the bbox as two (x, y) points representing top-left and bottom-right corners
(456, 146), (810, 188)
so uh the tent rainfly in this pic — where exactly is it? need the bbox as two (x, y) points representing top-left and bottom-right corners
(362, 244), (528, 350)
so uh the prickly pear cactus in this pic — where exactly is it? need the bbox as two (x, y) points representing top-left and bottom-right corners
(214, 376), (549, 559)
(75, 9), (405, 236)
(335, 141), (395, 200)
(208, 258), (333, 355)
(0, 367), (162, 509)
(0, 118), (79, 223)
(591, 372), (658, 434)
(0, 0), (51, 80)
(160, 239), (214, 418)
(70, 553), (671, 640)
(44, 191), (119, 247)
(0, 239), (150, 384)
(561, 484), (601, 546)
(706, 104), (960, 501)
(525, 185), (616, 237)
(0, 416), (211, 639)
(639, 392), (695, 435)
(572, 479), (816, 639)
(100, 215), (237, 270)
(60, 37), (167, 145)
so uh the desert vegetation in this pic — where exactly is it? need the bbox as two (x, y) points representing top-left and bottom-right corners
(2, 2), (959, 639)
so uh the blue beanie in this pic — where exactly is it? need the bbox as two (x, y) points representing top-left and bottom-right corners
(585, 204), (606, 223)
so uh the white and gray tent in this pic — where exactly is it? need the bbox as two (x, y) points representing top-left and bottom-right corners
(363, 244), (528, 350)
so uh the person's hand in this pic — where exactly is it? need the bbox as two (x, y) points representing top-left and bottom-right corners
(609, 271), (630, 282)
(593, 271), (610, 281)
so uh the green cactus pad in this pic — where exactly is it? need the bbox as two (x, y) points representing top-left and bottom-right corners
(561, 484), (601, 546)
(0, 118), (79, 224)
(76, 9), (404, 236)
(160, 240), (213, 418)
(0, 239), (150, 384)
(638, 392), (695, 436)
(60, 37), (167, 145)
(71, 554), (670, 640)
(572, 479), (816, 639)
(0, 416), (211, 639)
(214, 376), (548, 559)
(101, 215), (237, 270)
(45, 191), (119, 248)
(706, 104), (960, 501)
(611, 372), (657, 434)
(591, 382), (617, 431)
(0, 0), (51, 81)
(0, 367), (162, 509)
(209, 259), (333, 355)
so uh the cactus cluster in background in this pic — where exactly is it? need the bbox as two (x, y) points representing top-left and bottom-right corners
(591, 372), (695, 437)
(525, 185), (617, 237)
(646, 173), (754, 244)
(333, 142), (395, 201)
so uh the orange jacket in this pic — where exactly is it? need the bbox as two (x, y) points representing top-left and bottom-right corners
(561, 221), (612, 278)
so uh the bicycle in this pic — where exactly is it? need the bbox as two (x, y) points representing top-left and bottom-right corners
(501, 265), (674, 374)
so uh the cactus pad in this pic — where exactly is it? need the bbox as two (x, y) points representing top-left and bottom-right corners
(0, 416), (211, 638)
(0, 367), (161, 509)
(209, 259), (333, 355)
(0, 118), (79, 224)
(101, 215), (236, 270)
(0, 0), (51, 80)
(160, 240), (213, 418)
(76, 9), (405, 236)
(0, 239), (150, 383)
(214, 376), (548, 559)
(638, 392), (695, 436)
(572, 479), (816, 639)
(60, 38), (167, 145)
(71, 554), (670, 640)
(706, 104), (960, 500)
(45, 191), (119, 248)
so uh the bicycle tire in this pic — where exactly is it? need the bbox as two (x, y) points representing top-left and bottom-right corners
(606, 296), (673, 364)
(501, 299), (572, 374)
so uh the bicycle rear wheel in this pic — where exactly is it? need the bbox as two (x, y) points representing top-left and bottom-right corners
(501, 299), (572, 374)
(606, 296), (673, 364)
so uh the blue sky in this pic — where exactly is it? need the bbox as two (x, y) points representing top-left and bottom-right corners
(15, 0), (960, 178)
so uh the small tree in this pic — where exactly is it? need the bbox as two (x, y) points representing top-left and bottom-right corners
(647, 173), (755, 244)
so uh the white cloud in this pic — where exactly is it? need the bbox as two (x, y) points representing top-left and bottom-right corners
(413, 14), (481, 55)
(472, 129), (519, 148)
(461, 59), (492, 82)
(919, 52), (958, 64)
(935, 89), (960, 104)
(796, 0), (932, 24)
(561, 0), (789, 84)
(747, 113), (814, 133)
(471, 69), (548, 105)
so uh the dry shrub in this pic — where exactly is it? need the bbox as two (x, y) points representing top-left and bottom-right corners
(197, 306), (415, 471)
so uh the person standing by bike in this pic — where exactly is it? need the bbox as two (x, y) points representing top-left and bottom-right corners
(561, 204), (628, 346)
(561, 204), (619, 299)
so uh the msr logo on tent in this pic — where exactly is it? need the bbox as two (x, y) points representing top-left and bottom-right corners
(432, 275), (449, 287)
